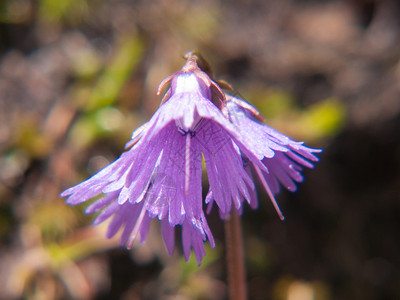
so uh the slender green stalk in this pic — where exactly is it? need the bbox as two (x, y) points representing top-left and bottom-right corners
(225, 209), (247, 300)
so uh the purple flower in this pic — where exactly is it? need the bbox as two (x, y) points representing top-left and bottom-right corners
(221, 94), (322, 220)
(61, 53), (321, 264)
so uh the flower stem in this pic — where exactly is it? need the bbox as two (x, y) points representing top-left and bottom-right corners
(225, 209), (247, 300)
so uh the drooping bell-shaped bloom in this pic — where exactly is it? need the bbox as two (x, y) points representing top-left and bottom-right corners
(61, 52), (321, 264)
(62, 55), (256, 264)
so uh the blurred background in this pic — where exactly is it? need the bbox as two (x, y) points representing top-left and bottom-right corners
(0, 0), (399, 299)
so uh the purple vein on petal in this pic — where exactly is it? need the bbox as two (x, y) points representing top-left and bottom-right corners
(185, 133), (191, 195)
(127, 204), (147, 249)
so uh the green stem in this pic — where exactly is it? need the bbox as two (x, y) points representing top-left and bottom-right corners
(225, 209), (247, 300)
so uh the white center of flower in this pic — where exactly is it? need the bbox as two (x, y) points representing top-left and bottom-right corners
(174, 73), (200, 94)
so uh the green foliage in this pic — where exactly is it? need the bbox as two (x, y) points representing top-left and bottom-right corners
(85, 36), (145, 111)
(28, 201), (80, 242)
(303, 98), (346, 138)
(179, 243), (220, 282)
(252, 89), (346, 141)
(38, 0), (90, 23)
(13, 121), (53, 158)
(71, 49), (103, 80)
(255, 90), (295, 118)
(67, 35), (144, 148)
(175, 243), (221, 298)
(47, 234), (104, 268)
